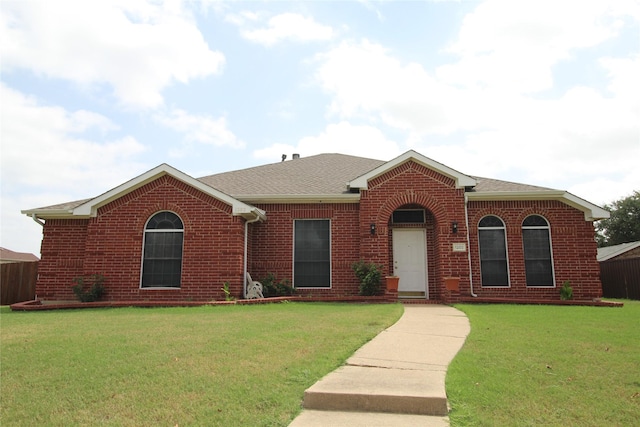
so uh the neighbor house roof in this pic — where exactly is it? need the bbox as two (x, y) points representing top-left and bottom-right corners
(0, 247), (39, 263)
(597, 241), (640, 262)
(23, 151), (609, 221)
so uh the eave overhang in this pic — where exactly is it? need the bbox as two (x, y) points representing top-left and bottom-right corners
(234, 193), (361, 205)
(466, 190), (610, 221)
(22, 164), (266, 222)
(348, 150), (477, 190)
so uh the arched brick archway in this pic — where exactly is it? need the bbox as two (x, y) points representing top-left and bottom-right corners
(360, 191), (454, 300)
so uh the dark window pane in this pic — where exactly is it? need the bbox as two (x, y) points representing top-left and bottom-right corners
(146, 211), (183, 230)
(479, 215), (504, 228)
(479, 227), (509, 287)
(392, 210), (425, 224)
(142, 212), (183, 288)
(523, 226), (554, 286)
(294, 220), (330, 287)
(523, 215), (548, 227)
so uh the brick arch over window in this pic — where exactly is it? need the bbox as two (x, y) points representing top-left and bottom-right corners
(137, 203), (192, 236)
(375, 191), (449, 227)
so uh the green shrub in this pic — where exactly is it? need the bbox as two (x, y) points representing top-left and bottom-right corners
(560, 280), (573, 300)
(71, 274), (106, 302)
(261, 272), (294, 297)
(352, 260), (383, 296)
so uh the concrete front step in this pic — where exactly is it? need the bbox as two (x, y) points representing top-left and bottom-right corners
(302, 365), (448, 416)
(288, 410), (450, 427)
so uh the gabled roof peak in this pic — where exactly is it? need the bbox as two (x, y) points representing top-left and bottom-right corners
(23, 163), (265, 221)
(348, 150), (477, 190)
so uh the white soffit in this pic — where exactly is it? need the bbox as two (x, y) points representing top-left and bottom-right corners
(466, 190), (610, 221)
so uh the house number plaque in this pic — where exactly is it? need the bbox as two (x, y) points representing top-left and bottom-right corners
(452, 243), (467, 252)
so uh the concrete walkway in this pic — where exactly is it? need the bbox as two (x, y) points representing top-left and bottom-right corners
(289, 304), (470, 426)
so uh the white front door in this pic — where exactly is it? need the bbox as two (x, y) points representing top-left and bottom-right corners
(392, 229), (428, 298)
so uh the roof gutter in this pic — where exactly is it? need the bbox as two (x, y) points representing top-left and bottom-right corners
(30, 214), (44, 226)
(464, 193), (477, 297)
(466, 190), (610, 221)
(243, 213), (263, 299)
(234, 193), (361, 205)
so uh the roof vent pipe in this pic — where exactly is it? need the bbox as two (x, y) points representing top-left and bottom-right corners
(292, 153), (300, 159)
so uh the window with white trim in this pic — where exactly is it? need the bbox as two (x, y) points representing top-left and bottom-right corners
(478, 215), (509, 287)
(294, 219), (330, 288)
(141, 211), (183, 288)
(522, 215), (555, 287)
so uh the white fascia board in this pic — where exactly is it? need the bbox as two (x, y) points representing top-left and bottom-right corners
(70, 164), (264, 221)
(21, 208), (76, 218)
(235, 193), (361, 204)
(348, 150), (476, 190)
(466, 190), (610, 221)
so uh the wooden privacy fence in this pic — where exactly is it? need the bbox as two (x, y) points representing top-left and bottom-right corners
(1, 261), (38, 305)
(600, 258), (640, 300)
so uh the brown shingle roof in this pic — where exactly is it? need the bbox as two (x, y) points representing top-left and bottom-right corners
(470, 176), (555, 193)
(25, 153), (567, 212)
(198, 153), (385, 197)
(0, 247), (39, 262)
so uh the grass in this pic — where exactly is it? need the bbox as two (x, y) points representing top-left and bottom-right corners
(447, 300), (640, 426)
(0, 302), (403, 426)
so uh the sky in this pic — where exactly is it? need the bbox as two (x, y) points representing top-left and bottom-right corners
(1, 0), (639, 257)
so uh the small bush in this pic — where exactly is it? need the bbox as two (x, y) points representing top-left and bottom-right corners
(261, 273), (294, 297)
(560, 280), (573, 300)
(71, 274), (106, 302)
(352, 260), (383, 296)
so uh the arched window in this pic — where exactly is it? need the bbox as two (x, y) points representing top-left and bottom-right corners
(522, 215), (554, 287)
(141, 211), (184, 288)
(478, 215), (509, 287)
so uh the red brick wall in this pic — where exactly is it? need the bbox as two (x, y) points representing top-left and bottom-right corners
(37, 219), (89, 300)
(37, 175), (246, 302)
(467, 200), (602, 300)
(249, 203), (361, 296)
(359, 160), (470, 301)
(36, 164), (602, 303)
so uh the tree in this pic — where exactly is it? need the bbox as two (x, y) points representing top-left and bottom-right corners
(596, 190), (640, 247)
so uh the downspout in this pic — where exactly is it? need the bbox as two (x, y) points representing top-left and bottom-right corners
(243, 214), (261, 299)
(464, 193), (477, 297)
(31, 214), (45, 226)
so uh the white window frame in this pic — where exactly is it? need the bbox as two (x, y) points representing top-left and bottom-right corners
(477, 215), (511, 288)
(140, 211), (184, 289)
(522, 214), (556, 288)
(293, 219), (332, 289)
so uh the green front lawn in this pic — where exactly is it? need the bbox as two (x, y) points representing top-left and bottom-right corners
(3, 300), (638, 426)
(0, 303), (403, 426)
(447, 300), (640, 426)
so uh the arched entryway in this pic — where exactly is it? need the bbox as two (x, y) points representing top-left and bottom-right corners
(389, 205), (437, 299)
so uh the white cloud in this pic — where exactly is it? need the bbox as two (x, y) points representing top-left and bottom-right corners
(233, 12), (334, 46)
(1, 84), (147, 189)
(0, 0), (224, 109)
(438, 0), (626, 93)
(154, 108), (245, 158)
(0, 84), (148, 255)
(254, 121), (401, 161)
(316, 40), (457, 134)
(600, 54), (640, 101)
(312, 3), (639, 208)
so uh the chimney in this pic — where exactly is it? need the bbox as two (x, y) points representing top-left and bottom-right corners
(292, 153), (300, 160)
